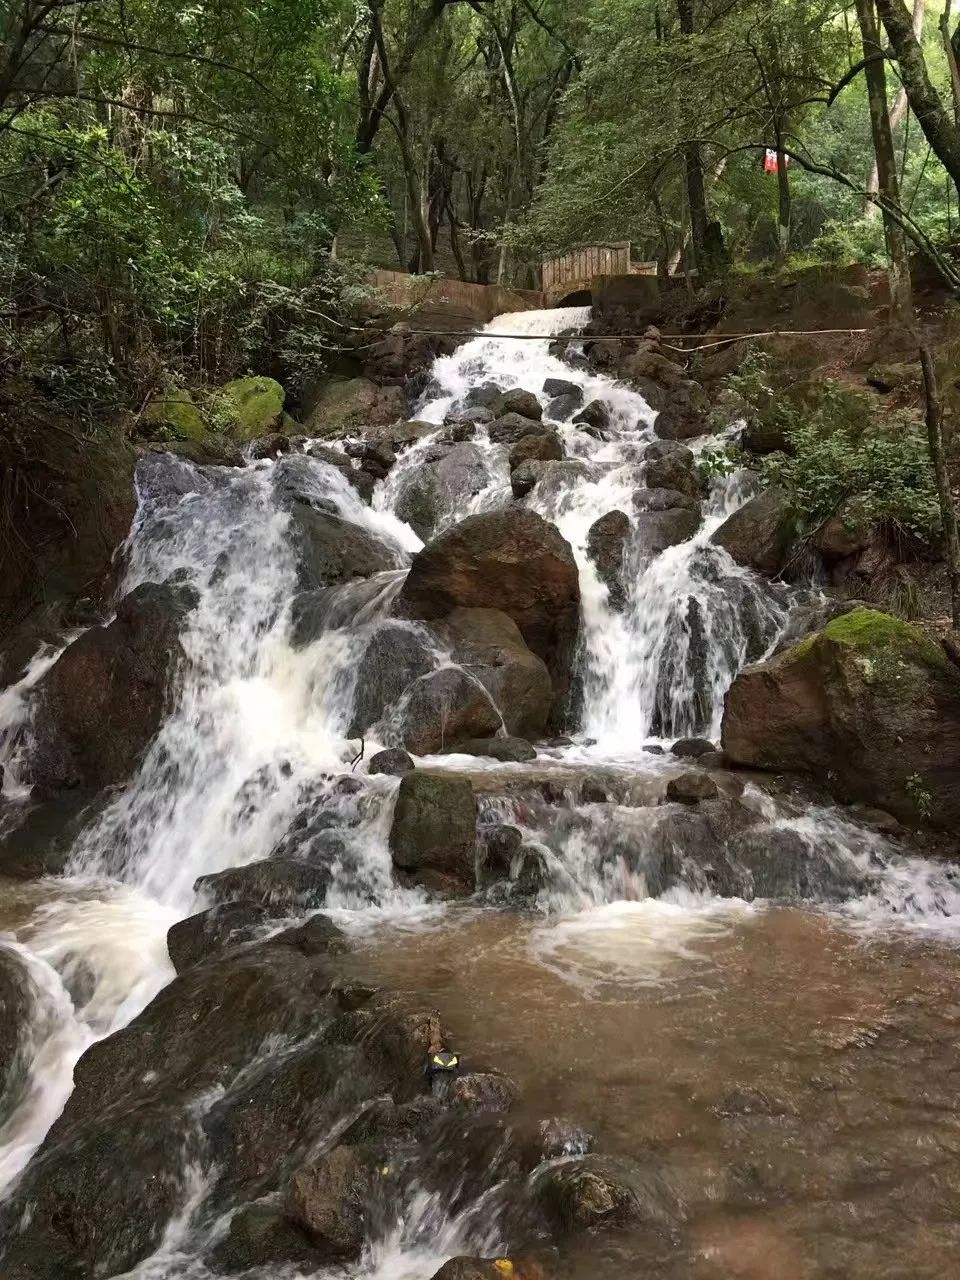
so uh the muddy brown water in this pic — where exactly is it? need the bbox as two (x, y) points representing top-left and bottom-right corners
(344, 905), (960, 1280)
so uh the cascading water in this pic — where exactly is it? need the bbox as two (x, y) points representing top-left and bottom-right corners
(2, 304), (960, 1280)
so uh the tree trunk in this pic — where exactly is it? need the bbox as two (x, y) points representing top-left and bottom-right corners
(856, 0), (914, 324)
(875, 0), (960, 202)
(918, 338), (960, 626)
(867, 0), (924, 212)
(775, 126), (791, 258)
(941, 0), (960, 125)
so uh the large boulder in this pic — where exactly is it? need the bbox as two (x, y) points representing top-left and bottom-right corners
(0, 409), (137, 641)
(586, 511), (631, 611)
(535, 1154), (681, 1234)
(0, 935), (435, 1280)
(654, 380), (711, 441)
(166, 903), (271, 973)
(194, 859), (332, 912)
(722, 608), (960, 828)
(139, 388), (207, 442)
(396, 511), (580, 698)
(27, 582), (196, 794)
(711, 488), (793, 576)
(285, 1145), (375, 1258)
(642, 440), (703, 498)
(394, 442), (490, 540)
(397, 668), (502, 755)
(488, 413), (547, 446)
(389, 772), (477, 891)
(304, 378), (407, 437)
(349, 622), (436, 738)
(435, 608), (553, 740)
(289, 505), (396, 591)
(509, 433), (563, 471)
(494, 389), (542, 421)
(216, 376), (285, 440)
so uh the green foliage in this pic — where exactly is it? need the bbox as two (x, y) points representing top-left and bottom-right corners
(905, 772), (935, 821)
(759, 383), (942, 543)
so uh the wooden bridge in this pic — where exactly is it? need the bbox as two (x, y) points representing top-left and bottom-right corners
(541, 242), (656, 306)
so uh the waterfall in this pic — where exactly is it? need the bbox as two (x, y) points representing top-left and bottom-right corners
(2, 303), (960, 1278)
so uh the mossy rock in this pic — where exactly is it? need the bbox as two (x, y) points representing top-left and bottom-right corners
(724, 607), (960, 828)
(141, 389), (206, 442)
(866, 361), (922, 395)
(217, 376), (285, 441)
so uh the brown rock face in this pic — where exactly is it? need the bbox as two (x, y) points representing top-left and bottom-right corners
(396, 510), (581, 697)
(586, 511), (631, 611)
(722, 608), (960, 829)
(29, 582), (196, 793)
(388, 771), (478, 891)
(711, 488), (793, 576)
(285, 1145), (374, 1258)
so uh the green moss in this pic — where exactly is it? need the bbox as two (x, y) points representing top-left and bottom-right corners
(820, 607), (947, 667)
(217, 376), (285, 440)
(141, 389), (206, 441)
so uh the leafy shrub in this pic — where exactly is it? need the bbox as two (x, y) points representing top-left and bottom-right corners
(760, 382), (941, 542)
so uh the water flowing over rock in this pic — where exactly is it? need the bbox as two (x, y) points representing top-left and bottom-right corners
(27, 582), (197, 794)
(389, 772), (477, 891)
(723, 608), (960, 828)
(396, 510), (581, 698)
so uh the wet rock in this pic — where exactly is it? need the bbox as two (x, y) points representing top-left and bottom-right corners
(573, 399), (612, 437)
(633, 486), (700, 514)
(214, 1204), (324, 1274)
(389, 773), (477, 890)
(0, 789), (102, 880)
(431, 1259), (553, 1280)
(195, 859), (332, 911)
(435, 609), (553, 741)
(395, 442), (490, 541)
(349, 622), (436, 738)
(513, 846), (550, 899)
(742, 417), (789, 455)
(488, 413), (548, 445)
(290, 504), (396, 591)
(396, 510), (581, 700)
(722, 607), (960, 829)
(666, 772), (719, 804)
(247, 430), (292, 459)
(543, 378), (583, 420)
(448, 737), (537, 762)
(511, 459), (544, 499)
(508, 432), (563, 471)
(274, 913), (351, 958)
(479, 824), (523, 883)
(542, 377), (582, 402)
(654, 379), (711, 441)
(28, 582), (196, 794)
(0, 946), (30, 1114)
(586, 510), (631, 611)
(495, 388), (543, 421)
(368, 748), (416, 776)
(537, 1117), (593, 1162)
(285, 1144), (375, 1258)
(644, 743), (665, 755)
(398, 667), (503, 756)
(465, 382), (502, 409)
(672, 737), (715, 758)
(443, 1071), (518, 1113)
(166, 903), (271, 973)
(643, 440), (703, 498)
(535, 1154), (680, 1233)
(443, 411), (487, 435)
(711, 488), (794, 576)
(634, 507), (701, 555)
(722, 824), (871, 902)
(366, 419), (437, 449)
(697, 750), (728, 769)
(0, 940), (340, 1279)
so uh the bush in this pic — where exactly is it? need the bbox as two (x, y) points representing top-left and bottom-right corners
(759, 381), (941, 543)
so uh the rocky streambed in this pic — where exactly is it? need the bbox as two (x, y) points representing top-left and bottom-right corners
(1, 306), (960, 1280)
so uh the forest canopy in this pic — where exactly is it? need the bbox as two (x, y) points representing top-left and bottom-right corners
(3, 0), (960, 405)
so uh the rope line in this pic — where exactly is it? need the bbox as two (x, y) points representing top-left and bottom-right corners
(352, 325), (871, 349)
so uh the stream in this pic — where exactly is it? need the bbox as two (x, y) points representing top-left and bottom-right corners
(2, 306), (960, 1278)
